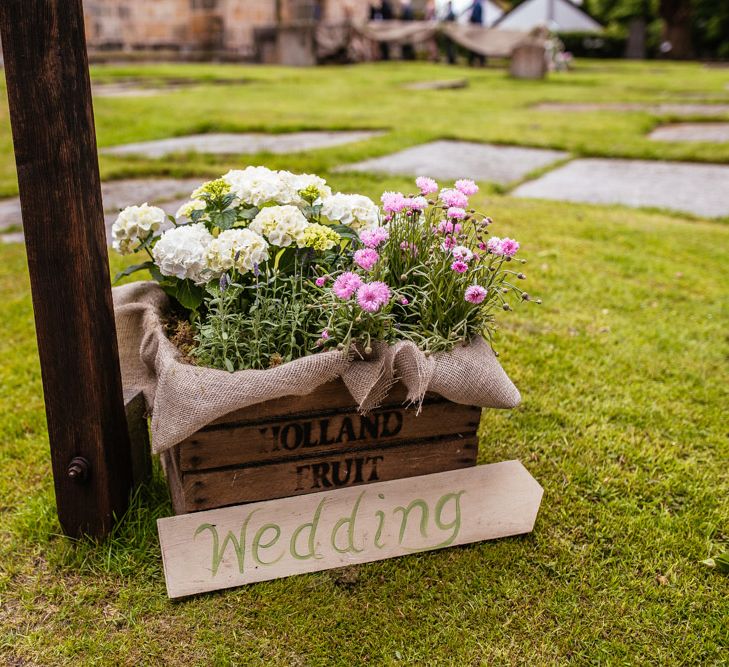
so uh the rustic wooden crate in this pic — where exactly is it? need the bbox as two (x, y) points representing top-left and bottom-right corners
(160, 380), (483, 514)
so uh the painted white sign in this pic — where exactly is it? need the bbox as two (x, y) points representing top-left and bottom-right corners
(158, 461), (543, 598)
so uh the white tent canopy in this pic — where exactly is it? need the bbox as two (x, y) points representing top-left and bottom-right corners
(495, 0), (602, 32)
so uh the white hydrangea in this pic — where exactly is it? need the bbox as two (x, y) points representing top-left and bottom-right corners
(278, 170), (332, 207)
(175, 199), (206, 221)
(321, 193), (380, 231)
(111, 203), (166, 255)
(152, 223), (213, 284)
(206, 228), (270, 275)
(249, 205), (309, 247)
(222, 166), (288, 208)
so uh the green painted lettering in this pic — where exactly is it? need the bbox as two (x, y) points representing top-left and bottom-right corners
(331, 491), (366, 554)
(290, 499), (326, 560)
(252, 523), (284, 566)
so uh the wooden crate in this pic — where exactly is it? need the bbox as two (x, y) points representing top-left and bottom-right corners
(160, 380), (483, 514)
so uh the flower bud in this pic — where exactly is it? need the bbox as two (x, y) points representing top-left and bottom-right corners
(535, 298), (542, 305)
(502, 303), (511, 311)
(364, 346), (373, 355)
(400, 274), (408, 281)
(521, 292), (529, 301)
(337, 343), (345, 350)
(517, 273), (526, 280)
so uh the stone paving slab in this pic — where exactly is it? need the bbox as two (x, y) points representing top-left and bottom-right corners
(512, 158), (729, 218)
(337, 140), (569, 185)
(0, 178), (202, 244)
(649, 122), (729, 143)
(103, 131), (384, 159)
(534, 102), (729, 116)
(404, 79), (469, 91)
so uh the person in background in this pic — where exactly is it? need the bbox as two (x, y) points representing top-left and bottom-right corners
(467, 0), (486, 67)
(424, 0), (439, 61)
(399, 0), (415, 60)
(370, 0), (394, 60)
(443, 0), (457, 65)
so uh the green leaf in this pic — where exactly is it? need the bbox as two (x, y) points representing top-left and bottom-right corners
(331, 224), (359, 242)
(168, 279), (205, 311)
(224, 358), (235, 373)
(239, 206), (260, 221)
(210, 209), (237, 231)
(113, 261), (155, 284)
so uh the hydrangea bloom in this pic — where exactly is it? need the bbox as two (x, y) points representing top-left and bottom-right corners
(175, 199), (206, 221)
(321, 193), (380, 231)
(192, 178), (231, 200)
(354, 248), (379, 271)
(205, 228), (269, 276)
(250, 205), (309, 247)
(297, 223), (341, 251)
(451, 260), (468, 273)
(222, 166), (288, 208)
(465, 285), (488, 304)
(332, 272), (363, 299)
(152, 223), (213, 284)
(447, 207), (466, 219)
(356, 281), (391, 313)
(415, 176), (439, 195)
(359, 227), (389, 248)
(455, 179), (479, 196)
(439, 188), (469, 209)
(452, 245), (474, 262)
(278, 170), (332, 207)
(112, 203), (166, 255)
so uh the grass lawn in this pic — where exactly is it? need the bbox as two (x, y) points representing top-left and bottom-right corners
(0, 60), (728, 664)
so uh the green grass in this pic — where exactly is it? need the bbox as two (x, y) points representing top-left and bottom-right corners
(0, 60), (728, 664)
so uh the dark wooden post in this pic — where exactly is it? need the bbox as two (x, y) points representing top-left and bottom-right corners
(0, 1), (135, 538)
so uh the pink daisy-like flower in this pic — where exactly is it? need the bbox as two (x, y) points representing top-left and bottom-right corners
(332, 271), (363, 300)
(416, 176), (439, 195)
(356, 281), (391, 313)
(452, 245), (474, 262)
(499, 237), (520, 257)
(447, 207), (466, 219)
(441, 236), (456, 250)
(381, 191), (406, 213)
(404, 196), (428, 212)
(455, 179), (479, 196)
(359, 227), (389, 248)
(400, 297), (409, 305)
(487, 236), (503, 253)
(440, 188), (469, 209)
(451, 260), (468, 273)
(354, 248), (379, 271)
(477, 242), (487, 251)
(465, 285), (488, 304)
(321, 329), (330, 339)
(437, 220), (454, 234)
(315, 275), (329, 287)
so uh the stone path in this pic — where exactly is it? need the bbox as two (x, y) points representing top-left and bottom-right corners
(337, 140), (568, 185)
(512, 158), (729, 218)
(649, 122), (729, 143)
(534, 102), (729, 116)
(404, 79), (469, 91)
(103, 131), (384, 159)
(0, 178), (202, 244)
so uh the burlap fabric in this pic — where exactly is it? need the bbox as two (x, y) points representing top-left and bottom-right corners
(113, 281), (520, 454)
(315, 21), (539, 61)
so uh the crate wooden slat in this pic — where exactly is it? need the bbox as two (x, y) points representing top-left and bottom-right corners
(163, 380), (483, 515)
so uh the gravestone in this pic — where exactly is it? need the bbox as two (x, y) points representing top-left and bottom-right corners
(510, 43), (547, 80)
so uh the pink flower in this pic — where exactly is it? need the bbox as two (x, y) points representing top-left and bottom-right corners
(400, 297), (409, 305)
(441, 235), (456, 250)
(440, 188), (468, 209)
(477, 242), (487, 251)
(381, 191), (406, 213)
(451, 260), (468, 273)
(400, 241), (418, 255)
(404, 196), (428, 211)
(332, 272), (363, 300)
(455, 179), (479, 196)
(488, 236), (520, 257)
(359, 227), (389, 248)
(321, 329), (330, 339)
(447, 207), (466, 219)
(465, 285), (487, 304)
(452, 245), (474, 262)
(356, 281), (391, 313)
(416, 176), (439, 195)
(354, 248), (379, 271)
(315, 275), (329, 287)
(437, 220), (454, 234)
(499, 237), (520, 257)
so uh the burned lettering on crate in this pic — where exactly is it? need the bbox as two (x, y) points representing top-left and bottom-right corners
(295, 455), (385, 491)
(260, 411), (404, 454)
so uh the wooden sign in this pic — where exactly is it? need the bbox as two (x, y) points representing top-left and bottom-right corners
(157, 460), (543, 598)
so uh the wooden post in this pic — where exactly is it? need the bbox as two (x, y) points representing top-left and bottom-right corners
(0, 0), (135, 538)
